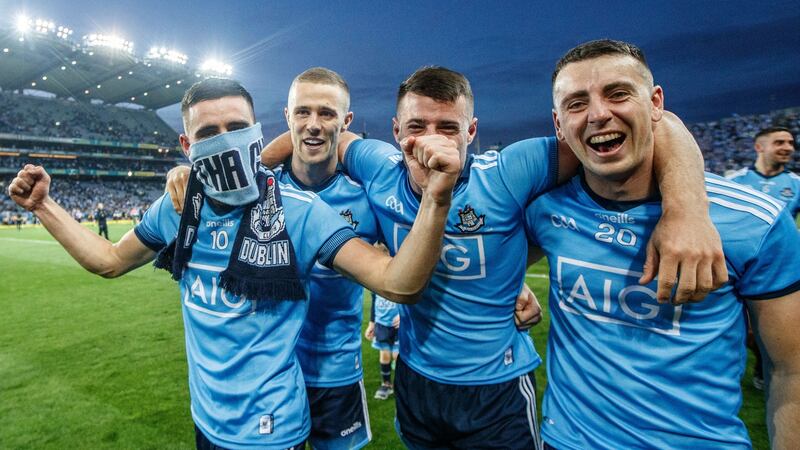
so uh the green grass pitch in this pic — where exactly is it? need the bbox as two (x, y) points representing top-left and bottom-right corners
(0, 222), (769, 449)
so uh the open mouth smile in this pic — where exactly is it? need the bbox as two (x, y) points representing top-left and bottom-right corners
(587, 132), (626, 154)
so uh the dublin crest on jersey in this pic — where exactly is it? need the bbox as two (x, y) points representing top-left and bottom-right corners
(339, 209), (359, 229)
(780, 187), (794, 199)
(455, 204), (485, 232)
(250, 176), (286, 241)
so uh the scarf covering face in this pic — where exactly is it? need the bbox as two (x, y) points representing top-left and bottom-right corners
(155, 124), (305, 303)
(188, 123), (262, 206)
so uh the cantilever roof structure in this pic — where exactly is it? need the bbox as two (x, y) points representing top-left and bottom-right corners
(0, 24), (221, 110)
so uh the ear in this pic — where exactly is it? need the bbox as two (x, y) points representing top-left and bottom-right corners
(284, 107), (290, 128)
(754, 141), (764, 154)
(179, 134), (191, 158)
(392, 117), (401, 144)
(552, 110), (566, 141)
(465, 117), (478, 145)
(342, 111), (354, 132)
(650, 85), (664, 122)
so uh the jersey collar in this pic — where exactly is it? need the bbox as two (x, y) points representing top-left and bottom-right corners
(281, 156), (344, 193)
(578, 170), (661, 212)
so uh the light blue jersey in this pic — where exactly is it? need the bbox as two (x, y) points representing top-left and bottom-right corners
(135, 185), (356, 450)
(372, 292), (399, 327)
(274, 163), (380, 388)
(728, 166), (800, 218)
(344, 137), (558, 385)
(525, 173), (800, 450)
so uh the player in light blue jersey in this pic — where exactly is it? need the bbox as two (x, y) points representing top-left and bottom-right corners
(263, 66), (728, 449)
(525, 39), (800, 449)
(726, 127), (798, 391)
(8, 78), (460, 450)
(727, 126), (799, 219)
(278, 68), (380, 450)
(365, 273), (401, 400)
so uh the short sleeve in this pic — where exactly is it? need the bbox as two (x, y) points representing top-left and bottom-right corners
(134, 193), (180, 252)
(343, 139), (401, 185)
(737, 211), (800, 300)
(497, 136), (559, 209)
(523, 199), (543, 248)
(291, 194), (357, 269)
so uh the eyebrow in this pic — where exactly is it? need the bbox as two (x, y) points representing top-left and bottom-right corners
(602, 81), (636, 94)
(194, 125), (219, 138)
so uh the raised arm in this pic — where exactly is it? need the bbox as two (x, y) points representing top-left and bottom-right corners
(332, 134), (456, 303)
(748, 292), (800, 448)
(642, 111), (727, 303)
(8, 165), (155, 278)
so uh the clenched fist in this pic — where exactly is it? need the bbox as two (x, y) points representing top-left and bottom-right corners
(8, 165), (51, 211)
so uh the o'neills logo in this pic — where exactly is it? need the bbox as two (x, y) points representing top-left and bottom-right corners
(238, 237), (290, 267)
(340, 421), (363, 437)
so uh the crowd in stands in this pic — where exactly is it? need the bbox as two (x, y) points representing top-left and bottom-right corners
(689, 107), (799, 175)
(0, 155), (176, 173)
(0, 91), (177, 147)
(0, 176), (164, 225)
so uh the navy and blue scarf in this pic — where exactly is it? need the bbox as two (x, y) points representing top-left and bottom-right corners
(154, 167), (305, 302)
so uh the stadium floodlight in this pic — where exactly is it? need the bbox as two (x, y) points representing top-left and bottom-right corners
(15, 15), (30, 34)
(146, 46), (188, 65)
(199, 59), (233, 76)
(15, 15), (72, 39)
(83, 33), (134, 54)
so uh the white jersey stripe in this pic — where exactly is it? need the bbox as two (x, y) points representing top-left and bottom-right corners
(358, 379), (373, 443)
(281, 191), (314, 203)
(518, 374), (542, 450)
(709, 197), (775, 225)
(705, 176), (784, 210)
(474, 151), (499, 162)
(473, 162), (498, 170)
(706, 186), (781, 217)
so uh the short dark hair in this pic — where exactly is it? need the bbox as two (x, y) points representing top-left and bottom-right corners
(397, 66), (474, 115)
(181, 78), (254, 116)
(755, 126), (793, 140)
(552, 39), (650, 85)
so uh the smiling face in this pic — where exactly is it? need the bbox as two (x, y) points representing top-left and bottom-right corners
(756, 130), (795, 167)
(552, 54), (663, 183)
(285, 81), (352, 169)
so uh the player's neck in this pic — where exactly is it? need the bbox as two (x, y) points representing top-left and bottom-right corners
(584, 158), (657, 202)
(291, 156), (337, 188)
(755, 158), (784, 177)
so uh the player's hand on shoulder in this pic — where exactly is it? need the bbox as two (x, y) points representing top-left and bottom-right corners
(8, 164), (51, 211)
(515, 283), (543, 330)
(165, 165), (191, 214)
(640, 210), (728, 304)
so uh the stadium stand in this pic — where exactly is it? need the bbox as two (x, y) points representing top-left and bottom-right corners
(690, 107), (799, 175)
(0, 17), (233, 226)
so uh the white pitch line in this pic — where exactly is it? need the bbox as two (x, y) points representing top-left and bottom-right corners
(0, 237), (58, 245)
(525, 273), (548, 279)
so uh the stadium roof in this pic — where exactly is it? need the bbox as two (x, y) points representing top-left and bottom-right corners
(0, 21), (231, 110)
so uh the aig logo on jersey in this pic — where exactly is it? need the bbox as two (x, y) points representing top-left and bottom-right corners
(555, 256), (682, 335)
(394, 223), (486, 280)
